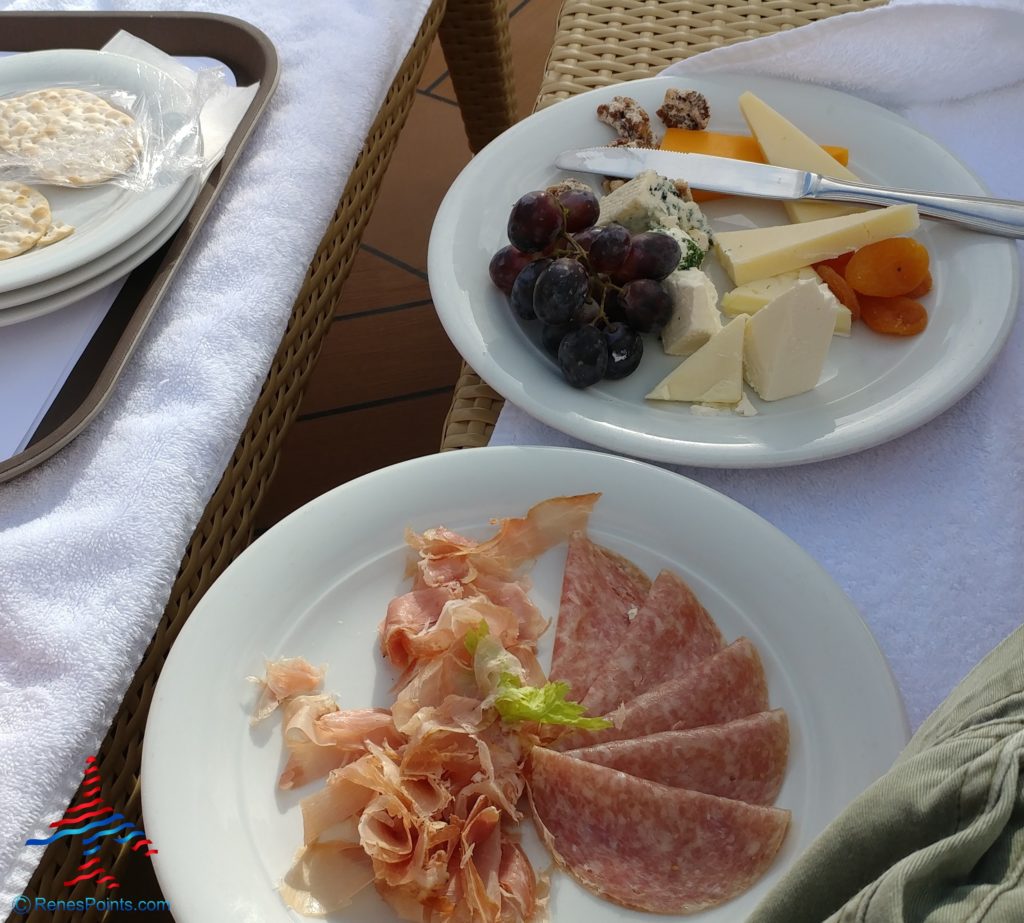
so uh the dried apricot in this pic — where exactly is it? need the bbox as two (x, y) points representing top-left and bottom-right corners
(845, 238), (930, 297)
(813, 251), (854, 276)
(815, 264), (861, 321)
(905, 270), (933, 299)
(860, 296), (928, 336)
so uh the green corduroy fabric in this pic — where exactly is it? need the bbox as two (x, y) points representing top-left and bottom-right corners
(752, 624), (1024, 923)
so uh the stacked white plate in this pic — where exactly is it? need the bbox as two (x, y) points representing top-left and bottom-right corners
(0, 49), (203, 327)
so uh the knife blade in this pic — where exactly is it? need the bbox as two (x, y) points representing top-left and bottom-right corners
(555, 147), (1024, 239)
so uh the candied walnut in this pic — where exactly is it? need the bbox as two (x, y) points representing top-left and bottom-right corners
(602, 178), (627, 194)
(546, 177), (593, 197)
(672, 179), (694, 203)
(607, 137), (642, 148)
(596, 95), (655, 147)
(657, 88), (711, 131)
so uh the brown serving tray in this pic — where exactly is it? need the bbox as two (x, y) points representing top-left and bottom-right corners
(0, 12), (279, 483)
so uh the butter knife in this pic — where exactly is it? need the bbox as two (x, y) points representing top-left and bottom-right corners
(556, 147), (1024, 239)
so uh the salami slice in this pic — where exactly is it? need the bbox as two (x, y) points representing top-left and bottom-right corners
(529, 747), (790, 913)
(581, 568), (725, 716)
(549, 535), (651, 701)
(556, 637), (768, 750)
(565, 709), (789, 805)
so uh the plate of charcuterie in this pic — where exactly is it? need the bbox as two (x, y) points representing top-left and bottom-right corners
(143, 446), (909, 922)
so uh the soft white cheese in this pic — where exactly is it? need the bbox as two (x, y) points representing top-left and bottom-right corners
(743, 279), (835, 401)
(598, 170), (701, 234)
(661, 269), (722, 356)
(647, 314), (747, 404)
(818, 282), (852, 337)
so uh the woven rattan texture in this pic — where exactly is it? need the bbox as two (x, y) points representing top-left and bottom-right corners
(441, 0), (518, 152)
(439, 0), (887, 452)
(12, 4), (453, 920)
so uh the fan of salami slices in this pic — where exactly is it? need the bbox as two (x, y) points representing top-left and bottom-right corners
(533, 533), (790, 914)
(256, 494), (789, 921)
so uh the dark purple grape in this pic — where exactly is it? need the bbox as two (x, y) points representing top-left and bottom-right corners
(533, 257), (589, 326)
(553, 186), (600, 232)
(540, 323), (570, 357)
(557, 325), (608, 388)
(601, 285), (625, 323)
(573, 226), (602, 255)
(575, 298), (601, 327)
(620, 279), (673, 333)
(488, 245), (533, 295)
(589, 225), (631, 274)
(603, 322), (644, 380)
(507, 191), (565, 253)
(509, 258), (551, 320)
(613, 231), (681, 283)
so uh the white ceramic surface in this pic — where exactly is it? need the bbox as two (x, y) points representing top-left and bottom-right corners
(428, 74), (1020, 467)
(0, 49), (199, 295)
(0, 170), (200, 313)
(143, 446), (909, 923)
(0, 174), (200, 327)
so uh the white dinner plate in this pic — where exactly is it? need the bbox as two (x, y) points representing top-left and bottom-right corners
(0, 49), (200, 295)
(143, 446), (909, 923)
(0, 170), (200, 312)
(428, 74), (1020, 467)
(0, 174), (200, 327)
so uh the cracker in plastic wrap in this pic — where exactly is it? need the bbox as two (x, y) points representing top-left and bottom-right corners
(0, 88), (140, 186)
(0, 181), (50, 259)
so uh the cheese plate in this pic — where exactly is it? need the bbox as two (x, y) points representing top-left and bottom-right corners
(428, 74), (1019, 467)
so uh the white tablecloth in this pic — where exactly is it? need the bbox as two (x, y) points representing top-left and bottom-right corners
(0, 0), (432, 905)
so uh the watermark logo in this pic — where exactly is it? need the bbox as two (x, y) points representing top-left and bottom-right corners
(24, 755), (157, 892)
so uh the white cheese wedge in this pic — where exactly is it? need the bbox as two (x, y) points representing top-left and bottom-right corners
(690, 392), (759, 417)
(739, 92), (865, 224)
(721, 268), (819, 315)
(661, 269), (722, 355)
(743, 279), (835, 401)
(713, 204), (919, 285)
(647, 314), (747, 404)
(724, 271), (851, 337)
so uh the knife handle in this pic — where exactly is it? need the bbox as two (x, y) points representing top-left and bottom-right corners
(813, 176), (1024, 239)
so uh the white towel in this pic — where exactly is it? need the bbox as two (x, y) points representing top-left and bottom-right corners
(493, 0), (1024, 730)
(0, 0), (431, 906)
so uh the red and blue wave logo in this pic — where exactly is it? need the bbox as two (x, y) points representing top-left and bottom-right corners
(24, 755), (157, 890)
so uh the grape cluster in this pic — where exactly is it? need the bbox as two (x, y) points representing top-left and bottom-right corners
(488, 182), (681, 389)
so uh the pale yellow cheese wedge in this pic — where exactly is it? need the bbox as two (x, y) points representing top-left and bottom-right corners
(721, 268), (820, 315)
(723, 270), (851, 337)
(739, 91), (864, 223)
(713, 204), (919, 286)
(646, 314), (747, 404)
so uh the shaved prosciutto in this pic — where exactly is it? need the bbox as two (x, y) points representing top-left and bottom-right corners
(279, 702), (403, 790)
(250, 656), (324, 723)
(265, 493), (781, 923)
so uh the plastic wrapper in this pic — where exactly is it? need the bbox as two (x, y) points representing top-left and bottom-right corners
(0, 59), (224, 191)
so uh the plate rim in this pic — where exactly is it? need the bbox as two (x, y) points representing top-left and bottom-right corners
(427, 73), (1020, 468)
(0, 48), (199, 293)
(141, 444), (910, 923)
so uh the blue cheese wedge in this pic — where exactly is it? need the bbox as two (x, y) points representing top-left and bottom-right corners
(597, 170), (712, 241)
(647, 314), (747, 404)
(661, 269), (722, 355)
(743, 279), (835, 401)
